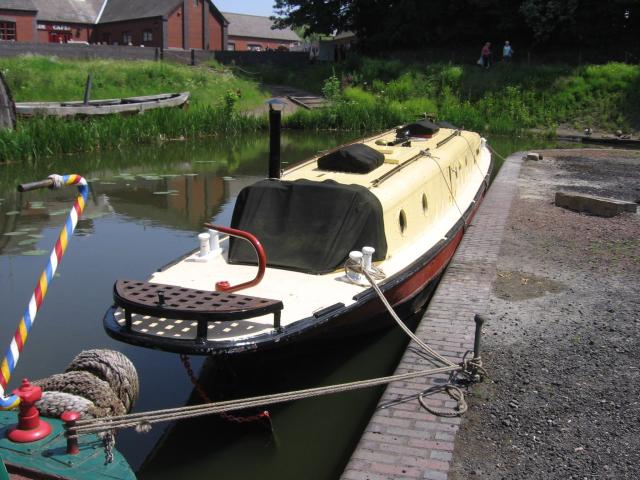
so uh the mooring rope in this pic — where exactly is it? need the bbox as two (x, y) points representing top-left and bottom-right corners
(360, 269), (455, 368)
(70, 364), (460, 437)
(458, 133), (490, 189)
(426, 151), (468, 229)
(0, 174), (88, 410)
(485, 143), (508, 164)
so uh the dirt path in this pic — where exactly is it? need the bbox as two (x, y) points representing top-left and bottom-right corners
(246, 84), (326, 117)
(451, 149), (640, 479)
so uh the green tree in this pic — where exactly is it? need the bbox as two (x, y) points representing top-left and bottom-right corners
(272, 0), (639, 51)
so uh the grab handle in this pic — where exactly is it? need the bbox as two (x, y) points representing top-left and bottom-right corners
(204, 223), (266, 293)
(1, 175), (88, 410)
(17, 179), (55, 192)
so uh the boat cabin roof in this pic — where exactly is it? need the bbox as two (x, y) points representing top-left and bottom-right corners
(228, 126), (481, 275)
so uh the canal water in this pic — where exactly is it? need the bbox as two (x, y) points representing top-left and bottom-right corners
(0, 131), (564, 478)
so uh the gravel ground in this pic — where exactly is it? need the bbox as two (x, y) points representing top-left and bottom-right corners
(451, 148), (640, 479)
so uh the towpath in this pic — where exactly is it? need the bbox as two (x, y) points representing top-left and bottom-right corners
(341, 147), (640, 479)
(246, 84), (328, 117)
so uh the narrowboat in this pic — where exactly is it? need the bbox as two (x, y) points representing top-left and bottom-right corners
(103, 120), (493, 357)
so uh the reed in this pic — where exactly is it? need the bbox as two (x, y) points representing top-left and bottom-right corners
(0, 107), (266, 162)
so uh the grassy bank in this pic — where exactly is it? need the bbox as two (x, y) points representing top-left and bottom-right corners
(1, 56), (266, 109)
(258, 58), (640, 135)
(0, 57), (268, 162)
(2, 55), (639, 161)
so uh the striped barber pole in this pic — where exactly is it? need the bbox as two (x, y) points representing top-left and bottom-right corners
(0, 174), (89, 409)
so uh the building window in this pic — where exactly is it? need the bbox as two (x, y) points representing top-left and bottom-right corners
(0, 22), (16, 41)
(143, 30), (153, 42)
(122, 31), (132, 45)
(247, 44), (262, 52)
(227, 42), (235, 51)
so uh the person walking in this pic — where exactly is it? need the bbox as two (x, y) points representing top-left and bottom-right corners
(481, 42), (491, 68)
(503, 41), (513, 62)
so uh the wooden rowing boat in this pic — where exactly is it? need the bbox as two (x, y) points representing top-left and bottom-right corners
(15, 92), (190, 118)
(557, 134), (640, 148)
(104, 120), (493, 358)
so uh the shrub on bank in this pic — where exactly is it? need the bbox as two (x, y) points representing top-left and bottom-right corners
(279, 60), (639, 134)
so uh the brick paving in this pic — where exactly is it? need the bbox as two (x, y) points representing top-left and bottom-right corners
(341, 152), (524, 480)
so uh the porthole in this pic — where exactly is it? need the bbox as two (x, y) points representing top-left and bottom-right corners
(399, 209), (407, 234)
(422, 194), (428, 215)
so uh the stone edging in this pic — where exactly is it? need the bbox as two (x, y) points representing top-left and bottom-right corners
(341, 152), (525, 480)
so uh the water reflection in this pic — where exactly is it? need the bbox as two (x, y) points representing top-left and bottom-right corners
(0, 130), (357, 473)
(1, 132), (355, 250)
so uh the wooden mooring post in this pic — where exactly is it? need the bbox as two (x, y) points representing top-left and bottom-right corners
(83, 73), (93, 105)
(0, 71), (16, 130)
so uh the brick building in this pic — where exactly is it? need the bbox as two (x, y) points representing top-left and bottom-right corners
(0, 0), (228, 50)
(223, 12), (300, 52)
(0, 0), (37, 42)
(96, 0), (227, 50)
(34, 0), (103, 44)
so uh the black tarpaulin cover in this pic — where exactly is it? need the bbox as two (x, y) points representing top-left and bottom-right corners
(228, 179), (388, 274)
(397, 119), (441, 137)
(317, 143), (385, 174)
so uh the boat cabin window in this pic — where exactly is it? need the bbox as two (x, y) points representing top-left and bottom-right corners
(228, 179), (388, 274)
(317, 144), (384, 174)
(399, 210), (407, 234)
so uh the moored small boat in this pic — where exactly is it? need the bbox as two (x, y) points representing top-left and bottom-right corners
(15, 92), (190, 118)
(103, 120), (493, 358)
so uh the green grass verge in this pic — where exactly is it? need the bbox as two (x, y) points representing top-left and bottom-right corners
(0, 56), (270, 162)
(1, 56), (267, 110)
(2, 55), (639, 162)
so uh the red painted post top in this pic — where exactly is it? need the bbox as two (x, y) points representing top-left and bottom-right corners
(7, 378), (52, 443)
(61, 411), (80, 423)
(61, 411), (81, 455)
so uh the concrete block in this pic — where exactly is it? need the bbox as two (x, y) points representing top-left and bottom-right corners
(525, 152), (543, 161)
(555, 191), (638, 217)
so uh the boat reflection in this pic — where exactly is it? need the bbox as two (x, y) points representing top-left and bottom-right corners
(136, 321), (419, 480)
